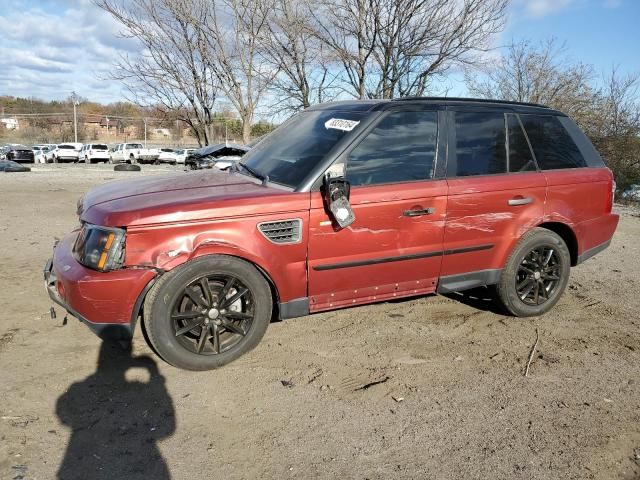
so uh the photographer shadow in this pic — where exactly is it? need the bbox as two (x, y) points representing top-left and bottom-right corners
(56, 338), (175, 480)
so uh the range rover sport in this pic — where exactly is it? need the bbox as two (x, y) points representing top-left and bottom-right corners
(45, 98), (619, 370)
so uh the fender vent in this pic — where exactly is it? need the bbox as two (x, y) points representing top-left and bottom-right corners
(258, 219), (302, 244)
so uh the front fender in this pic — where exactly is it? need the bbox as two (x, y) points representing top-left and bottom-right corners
(125, 216), (309, 303)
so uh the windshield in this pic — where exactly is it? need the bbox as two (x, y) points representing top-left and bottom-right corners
(92, 144), (108, 150)
(240, 110), (366, 188)
(58, 145), (74, 149)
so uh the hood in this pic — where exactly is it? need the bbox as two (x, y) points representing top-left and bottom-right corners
(80, 169), (307, 227)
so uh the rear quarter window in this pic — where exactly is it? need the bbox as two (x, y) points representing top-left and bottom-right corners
(520, 115), (586, 170)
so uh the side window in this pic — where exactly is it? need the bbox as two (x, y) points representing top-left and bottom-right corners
(520, 115), (586, 170)
(346, 110), (437, 186)
(507, 114), (536, 172)
(453, 112), (506, 176)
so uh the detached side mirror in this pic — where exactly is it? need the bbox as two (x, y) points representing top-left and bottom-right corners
(322, 174), (355, 229)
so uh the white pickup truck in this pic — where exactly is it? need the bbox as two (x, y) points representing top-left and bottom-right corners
(109, 143), (159, 164)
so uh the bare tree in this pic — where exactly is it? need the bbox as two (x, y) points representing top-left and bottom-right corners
(308, 0), (380, 99)
(200, 0), (277, 143)
(310, 0), (508, 99)
(374, 0), (509, 98)
(260, 0), (337, 113)
(590, 68), (640, 194)
(465, 39), (596, 121)
(97, 0), (219, 146)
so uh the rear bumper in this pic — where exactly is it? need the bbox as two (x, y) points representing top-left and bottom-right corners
(44, 231), (157, 339)
(575, 213), (619, 264)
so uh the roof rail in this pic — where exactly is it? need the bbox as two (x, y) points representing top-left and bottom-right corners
(392, 96), (550, 109)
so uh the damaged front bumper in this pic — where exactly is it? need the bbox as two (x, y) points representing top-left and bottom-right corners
(44, 232), (157, 340)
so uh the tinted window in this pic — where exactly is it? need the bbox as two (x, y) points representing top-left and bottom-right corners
(507, 114), (536, 172)
(520, 115), (585, 170)
(241, 110), (366, 188)
(453, 112), (506, 176)
(92, 144), (108, 150)
(346, 111), (437, 186)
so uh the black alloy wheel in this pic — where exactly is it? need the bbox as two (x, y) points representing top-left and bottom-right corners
(171, 274), (254, 355)
(496, 227), (571, 317)
(515, 246), (562, 306)
(143, 255), (272, 370)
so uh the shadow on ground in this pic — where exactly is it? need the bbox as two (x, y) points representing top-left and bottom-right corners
(444, 286), (507, 315)
(56, 339), (175, 480)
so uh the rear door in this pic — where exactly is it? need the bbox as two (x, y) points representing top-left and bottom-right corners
(307, 109), (448, 311)
(439, 109), (546, 292)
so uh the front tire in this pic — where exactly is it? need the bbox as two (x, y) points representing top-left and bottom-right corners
(143, 255), (272, 371)
(496, 228), (571, 317)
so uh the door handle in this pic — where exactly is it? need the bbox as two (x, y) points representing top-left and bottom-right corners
(403, 207), (435, 217)
(508, 197), (533, 206)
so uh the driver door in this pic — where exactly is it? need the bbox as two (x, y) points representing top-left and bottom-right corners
(307, 109), (447, 312)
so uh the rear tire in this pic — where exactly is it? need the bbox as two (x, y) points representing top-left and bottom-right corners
(496, 228), (571, 317)
(143, 255), (272, 371)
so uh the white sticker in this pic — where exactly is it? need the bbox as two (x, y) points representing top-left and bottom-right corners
(324, 118), (360, 132)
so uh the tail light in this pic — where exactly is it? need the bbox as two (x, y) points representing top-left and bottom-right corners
(610, 179), (616, 212)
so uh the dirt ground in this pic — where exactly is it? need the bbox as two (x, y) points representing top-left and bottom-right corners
(0, 164), (639, 480)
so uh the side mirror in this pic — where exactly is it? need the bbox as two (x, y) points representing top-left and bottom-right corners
(322, 174), (355, 229)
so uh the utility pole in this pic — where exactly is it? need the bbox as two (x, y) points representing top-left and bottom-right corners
(71, 91), (79, 143)
(143, 118), (147, 148)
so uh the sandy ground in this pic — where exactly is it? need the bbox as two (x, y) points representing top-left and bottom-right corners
(0, 164), (639, 480)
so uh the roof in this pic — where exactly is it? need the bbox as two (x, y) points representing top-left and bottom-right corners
(307, 97), (560, 115)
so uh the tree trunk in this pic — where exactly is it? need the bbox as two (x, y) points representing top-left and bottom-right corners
(242, 118), (251, 144)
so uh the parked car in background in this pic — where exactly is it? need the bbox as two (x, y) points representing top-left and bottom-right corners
(45, 98), (619, 371)
(53, 143), (83, 163)
(213, 155), (244, 170)
(110, 143), (159, 164)
(185, 143), (250, 170)
(4, 144), (34, 163)
(157, 148), (178, 164)
(79, 143), (110, 163)
(43, 144), (57, 163)
(32, 145), (52, 163)
(174, 148), (196, 164)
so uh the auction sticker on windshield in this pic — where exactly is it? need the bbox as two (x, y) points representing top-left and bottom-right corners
(324, 118), (360, 131)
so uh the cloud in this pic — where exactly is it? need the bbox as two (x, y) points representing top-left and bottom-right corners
(0, 0), (139, 103)
(522, 0), (574, 17)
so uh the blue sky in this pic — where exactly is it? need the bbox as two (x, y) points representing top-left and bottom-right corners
(0, 0), (638, 105)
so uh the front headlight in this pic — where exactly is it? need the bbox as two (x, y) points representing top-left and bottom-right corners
(73, 224), (126, 271)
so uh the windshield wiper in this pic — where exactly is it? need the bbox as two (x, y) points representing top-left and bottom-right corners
(234, 162), (269, 185)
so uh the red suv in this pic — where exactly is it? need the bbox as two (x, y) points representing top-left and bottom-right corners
(45, 98), (618, 370)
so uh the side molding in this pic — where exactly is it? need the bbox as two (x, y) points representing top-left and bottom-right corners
(576, 239), (611, 265)
(437, 269), (502, 294)
(279, 297), (310, 320)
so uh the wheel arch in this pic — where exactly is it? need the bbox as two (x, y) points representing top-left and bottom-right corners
(174, 246), (283, 316)
(536, 221), (579, 266)
(130, 251), (283, 333)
